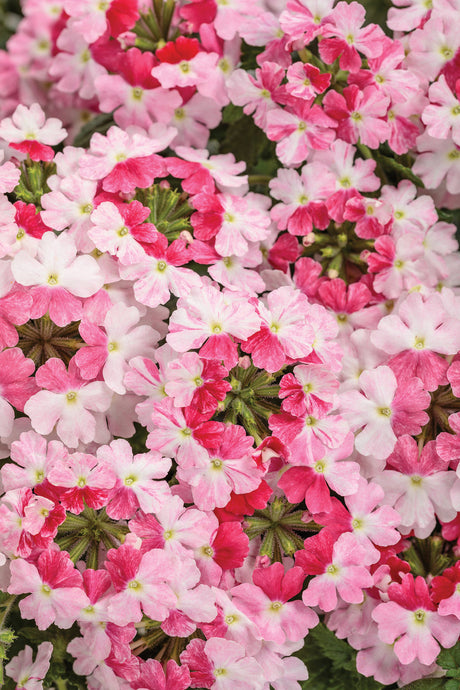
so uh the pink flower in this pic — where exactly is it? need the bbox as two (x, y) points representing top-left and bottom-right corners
(89, 200), (158, 265)
(48, 452), (116, 514)
(340, 365), (430, 459)
(182, 637), (264, 690)
(167, 285), (261, 370)
(371, 292), (460, 391)
(76, 303), (160, 394)
(105, 543), (177, 625)
(164, 352), (231, 414)
(11, 231), (103, 326)
(153, 37), (219, 89)
(131, 659), (191, 690)
(323, 85), (390, 149)
(313, 478), (401, 564)
(147, 398), (219, 467)
(0, 103), (66, 161)
(279, 364), (339, 417)
(407, 14), (460, 82)
(8, 549), (89, 630)
(320, 1), (386, 73)
(231, 562), (318, 644)
(266, 101), (336, 167)
(241, 287), (317, 372)
(375, 436), (456, 537)
(372, 574), (460, 665)
(413, 132), (460, 194)
(64, 0), (139, 43)
(24, 358), (112, 448)
(0, 347), (37, 438)
(98, 439), (171, 519)
(278, 434), (360, 512)
(119, 234), (203, 308)
(5, 642), (53, 690)
(177, 424), (263, 510)
(168, 146), (247, 194)
(432, 561), (460, 620)
(2, 430), (65, 491)
(0, 150), (20, 193)
(227, 62), (285, 130)
(286, 62), (331, 101)
(79, 125), (175, 193)
(296, 530), (373, 611)
(269, 163), (335, 235)
(423, 75), (460, 145)
(279, 0), (335, 49)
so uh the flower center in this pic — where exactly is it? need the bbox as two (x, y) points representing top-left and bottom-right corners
(124, 475), (137, 486)
(117, 226), (129, 237)
(413, 608), (426, 623)
(414, 336), (425, 350)
(179, 61), (191, 73)
(194, 376), (204, 387)
(378, 407), (392, 417)
(211, 458), (223, 470)
(47, 273), (58, 285)
(66, 391), (77, 403)
(77, 477), (86, 488)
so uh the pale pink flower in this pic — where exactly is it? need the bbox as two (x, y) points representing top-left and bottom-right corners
(48, 29), (107, 100)
(269, 163), (336, 236)
(373, 574), (460, 665)
(320, 1), (386, 73)
(279, 0), (335, 48)
(407, 13), (460, 81)
(340, 365), (430, 460)
(227, 62), (285, 130)
(375, 436), (457, 538)
(11, 231), (103, 326)
(76, 303), (160, 394)
(231, 562), (318, 644)
(2, 430), (65, 491)
(0, 103), (66, 161)
(167, 285), (261, 370)
(79, 125), (175, 193)
(371, 291), (460, 391)
(25, 358), (112, 448)
(0, 150), (20, 193)
(40, 176), (98, 252)
(98, 438), (171, 519)
(119, 236), (202, 308)
(172, 146), (248, 193)
(177, 424), (263, 510)
(413, 132), (460, 194)
(423, 75), (460, 145)
(266, 102), (336, 167)
(8, 549), (89, 630)
(5, 642), (53, 690)
(241, 286), (316, 373)
(205, 637), (264, 689)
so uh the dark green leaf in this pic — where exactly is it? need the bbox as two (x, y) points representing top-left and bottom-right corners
(73, 113), (115, 148)
(399, 680), (446, 690)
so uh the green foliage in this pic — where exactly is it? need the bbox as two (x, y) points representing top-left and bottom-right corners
(73, 112), (115, 149)
(297, 622), (383, 690)
(0, 0), (21, 49)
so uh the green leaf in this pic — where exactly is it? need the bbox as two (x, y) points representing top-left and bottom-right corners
(399, 680), (446, 689)
(297, 623), (383, 690)
(438, 642), (460, 677)
(73, 113), (115, 148)
(220, 115), (269, 172)
(222, 104), (244, 124)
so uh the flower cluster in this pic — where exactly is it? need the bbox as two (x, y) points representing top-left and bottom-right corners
(0, 0), (459, 688)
